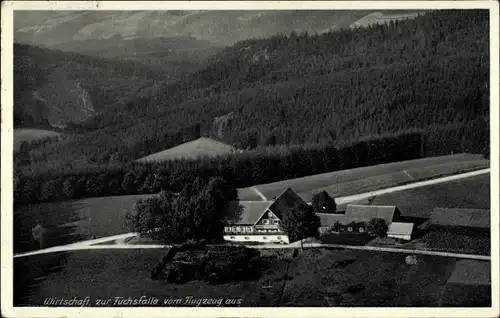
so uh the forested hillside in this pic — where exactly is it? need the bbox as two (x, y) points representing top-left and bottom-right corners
(26, 10), (489, 168)
(13, 43), (213, 127)
(14, 10), (490, 204)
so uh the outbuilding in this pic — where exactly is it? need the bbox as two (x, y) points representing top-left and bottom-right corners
(387, 222), (414, 241)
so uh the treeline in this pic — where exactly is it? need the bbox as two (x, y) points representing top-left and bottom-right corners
(15, 120), (489, 205)
(23, 10), (489, 170)
(14, 136), (60, 166)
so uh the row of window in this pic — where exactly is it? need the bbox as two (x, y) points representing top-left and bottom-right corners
(224, 226), (281, 233)
(261, 219), (280, 225)
(321, 226), (365, 233)
(229, 236), (282, 240)
(225, 226), (254, 233)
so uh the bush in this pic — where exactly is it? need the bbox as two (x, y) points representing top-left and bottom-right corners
(367, 218), (388, 238)
(154, 246), (264, 284)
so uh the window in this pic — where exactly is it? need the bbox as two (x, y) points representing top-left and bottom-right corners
(247, 227), (253, 232)
(232, 227), (237, 232)
(273, 219), (280, 224)
(359, 227), (365, 233)
(236, 227), (241, 232)
(262, 219), (269, 225)
(224, 227), (229, 232)
(347, 227), (353, 232)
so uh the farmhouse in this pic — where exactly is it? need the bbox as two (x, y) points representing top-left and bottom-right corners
(223, 188), (310, 244)
(318, 204), (415, 240)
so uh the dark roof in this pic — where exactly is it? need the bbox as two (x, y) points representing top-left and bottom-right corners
(224, 201), (274, 225)
(430, 208), (490, 228)
(345, 204), (397, 224)
(268, 188), (309, 219)
(318, 213), (347, 226)
(224, 188), (321, 226)
(318, 204), (397, 226)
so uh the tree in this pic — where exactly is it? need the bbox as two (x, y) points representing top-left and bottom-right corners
(62, 176), (77, 199)
(367, 218), (388, 238)
(281, 202), (321, 245)
(124, 176), (237, 245)
(311, 191), (337, 214)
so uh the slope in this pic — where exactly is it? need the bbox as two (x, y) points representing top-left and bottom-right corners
(18, 10), (489, 171)
(136, 137), (237, 162)
(14, 10), (423, 47)
(13, 43), (208, 127)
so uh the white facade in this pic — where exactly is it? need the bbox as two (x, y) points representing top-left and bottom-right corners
(223, 234), (290, 244)
(387, 222), (414, 241)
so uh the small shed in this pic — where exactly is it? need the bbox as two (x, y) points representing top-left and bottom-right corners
(387, 222), (414, 241)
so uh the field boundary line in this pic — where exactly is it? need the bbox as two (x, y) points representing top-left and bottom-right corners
(251, 186), (268, 201)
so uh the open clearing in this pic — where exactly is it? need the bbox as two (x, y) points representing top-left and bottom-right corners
(14, 128), (61, 150)
(136, 137), (236, 162)
(368, 174), (490, 218)
(14, 248), (490, 307)
(14, 194), (151, 253)
(237, 153), (488, 201)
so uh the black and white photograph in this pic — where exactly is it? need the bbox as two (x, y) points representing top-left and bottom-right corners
(1, 1), (499, 317)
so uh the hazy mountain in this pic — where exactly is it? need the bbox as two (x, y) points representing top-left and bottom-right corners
(14, 10), (424, 48)
(13, 10), (424, 128)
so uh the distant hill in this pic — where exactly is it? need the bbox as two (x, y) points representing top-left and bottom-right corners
(14, 10), (424, 47)
(17, 10), (489, 170)
(136, 137), (237, 163)
(14, 129), (61, 151)
(13, 43), (209, 127)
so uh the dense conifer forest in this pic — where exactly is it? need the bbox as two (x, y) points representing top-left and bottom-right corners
(14, 10), (490, 204)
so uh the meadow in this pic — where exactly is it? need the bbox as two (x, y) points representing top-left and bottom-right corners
(136, 137), (236, 162)
(14, 194), (152, 253)
(14, 155), (489, 254)
(238, 153), (489, 201)
(13, 128), (61, 150)
(368, 174), (490, 218)
(14, 248), (490, 307)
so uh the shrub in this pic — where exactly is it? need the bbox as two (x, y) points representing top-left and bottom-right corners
(367, 218), (388, 238)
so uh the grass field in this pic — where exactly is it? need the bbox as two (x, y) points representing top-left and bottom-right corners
(14, 156), (490, 254)
(14, 248), (490, 307)
(237, 154), (488, 201)
(368, 174), (490, 218)
(14, 128), (61, 150)
(136, 137), (236, 163)
(440, 259), (491, 306)
(13, 194), (152, 253)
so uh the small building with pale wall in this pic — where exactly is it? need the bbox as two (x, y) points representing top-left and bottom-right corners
(318, 204), (414, 241)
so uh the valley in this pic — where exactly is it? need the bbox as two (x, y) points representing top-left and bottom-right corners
(8, 7), (494, 311)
